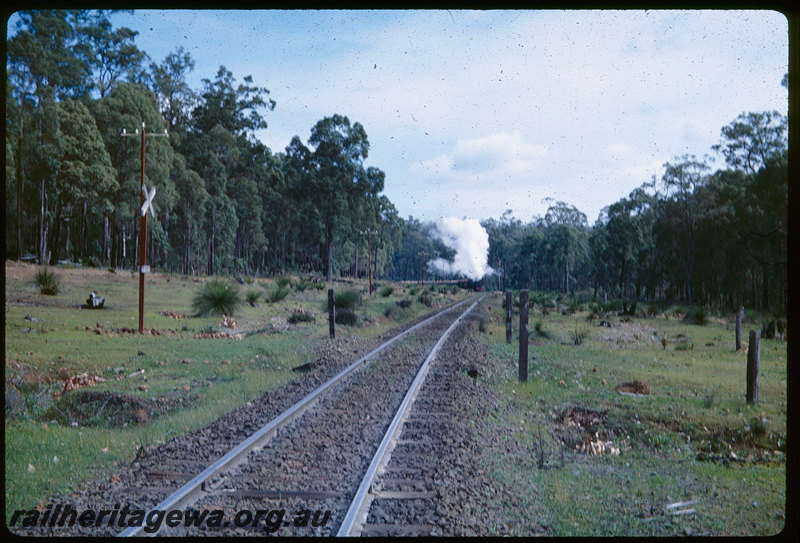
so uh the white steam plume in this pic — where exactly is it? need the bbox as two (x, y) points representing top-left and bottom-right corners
(428, 217), (494, 281)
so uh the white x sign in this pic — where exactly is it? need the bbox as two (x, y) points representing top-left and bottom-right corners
(141, 184), (156, 218)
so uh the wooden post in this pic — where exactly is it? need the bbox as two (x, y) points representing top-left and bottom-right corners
(138, 124), (146, 333)
(735, 306), (744, 351)
(746, 330), (760, 405)
(505, 291), (512, 344)
(519, 290), (529, 382)
(328, 288), (335, 339)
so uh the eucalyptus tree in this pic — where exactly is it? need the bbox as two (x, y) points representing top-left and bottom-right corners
(184, 66), (276, 274)
(49, 99), (117, 262)
(602, 183), (657, 300)
(148, 46), (197, 136)
(90, 82), (173, 268)
(712, 111), (787, 175)
(659, 155), (710, 303)
(306, 114), (370, 281)
(74, 9), (146, 99)
(7, 10), (93, 260)
(541, 199), (589, 295)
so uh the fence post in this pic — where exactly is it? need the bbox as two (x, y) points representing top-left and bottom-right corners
(519, 290), (528, 382)
(746, 330), (760, 405)
(735, 306), (744, 351)
(506, 291), (512, 344)
(328, 289), (335, 339)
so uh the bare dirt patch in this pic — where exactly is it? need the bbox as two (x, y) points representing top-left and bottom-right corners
(614, 380), (651, 395)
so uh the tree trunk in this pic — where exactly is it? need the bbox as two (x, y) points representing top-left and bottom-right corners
(39, 176), (46, 264)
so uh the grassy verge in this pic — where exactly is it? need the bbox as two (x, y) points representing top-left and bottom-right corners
(4, 262), (468, 520)
(479, 291), (786, 536)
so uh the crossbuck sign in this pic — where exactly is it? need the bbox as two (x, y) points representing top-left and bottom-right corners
(141, 184), (156, 218)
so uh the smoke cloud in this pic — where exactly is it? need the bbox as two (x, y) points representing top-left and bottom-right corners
(428, 217), (494, 281)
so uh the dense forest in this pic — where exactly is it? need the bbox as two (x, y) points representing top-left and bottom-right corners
(481, 117), (788, 315)
(6, 10), (788, 317)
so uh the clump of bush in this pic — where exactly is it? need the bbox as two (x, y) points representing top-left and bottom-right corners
(266, 285), (290, 303)
(397, 298), (413, 309)
(567, 297), (582, 314)
(335, 289), (362, 310)
(288, 307), (315, 324)
(533, 320), (549, 338)
(683, 306), (708, 325)
(418, 292), (433, 307)
(245, 289), (261, 307)
(83, 255), (100, 268)
(35, 267), (60, 295)
(335, 309), (359, 326)
(379, 285), (394, 297)
(275, 275), (292, 289)
(384, 303), (407, 320)
(193, 279), (242, 317)
(408, 287), (418, 296)
(294, 278), (314, 292)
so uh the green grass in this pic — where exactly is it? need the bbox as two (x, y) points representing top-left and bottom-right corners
(4, 262), (470, 521)
(480, 292), (786, 536)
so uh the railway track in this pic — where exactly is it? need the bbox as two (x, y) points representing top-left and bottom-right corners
(14, 293), (514, 537)
(121, 294), (483, 536)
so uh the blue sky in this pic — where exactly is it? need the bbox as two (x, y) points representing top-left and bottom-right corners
(12, 9), (789, 225)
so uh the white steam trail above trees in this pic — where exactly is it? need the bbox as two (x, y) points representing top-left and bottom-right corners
(429, 217), (494, 281)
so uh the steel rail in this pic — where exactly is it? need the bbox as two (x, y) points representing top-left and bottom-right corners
(119, 294), (478, 537)
(336, 294), (485, 536)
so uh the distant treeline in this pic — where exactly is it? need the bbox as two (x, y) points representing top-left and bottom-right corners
(480, 109), (787, 315)
(6, 10), (404, 281)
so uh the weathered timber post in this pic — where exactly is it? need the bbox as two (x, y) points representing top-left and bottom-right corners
(746, 330), (760, 405)
(519, 290), (529, 382)
(328, 289), (335, 339)
(735, 306), (744, 351)
(505, 291), (513, 344)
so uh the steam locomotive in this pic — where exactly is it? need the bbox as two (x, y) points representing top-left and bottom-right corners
(456, 278), (484, 291)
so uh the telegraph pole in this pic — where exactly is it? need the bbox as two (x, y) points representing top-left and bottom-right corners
(121, 122), (168, 333)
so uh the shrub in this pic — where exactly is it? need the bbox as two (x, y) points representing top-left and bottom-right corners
(275, 275), (292, 289)
(193, 280), (242, 317)
(533, 320), (549, 338)
(379, 285), (395, 297)
(570, 328), (588, 345)
(335, 289), (362, 310)
(683, 306), (708, 325)
(449, 285), (459, 294)
(245, 289), (260, 307)
(35, 268), (60, 295)
(418, 292), (433, 307)
(397, 298), (413, 309)
(294, 278), (312, 292)
(384, 304), (407, 319)
(408, 287), (418, 296)
(335, 309), (359, 325)
(288, 308), (315, 324)
(83, 255), (100, 268)
(266, 285), (290, 303)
